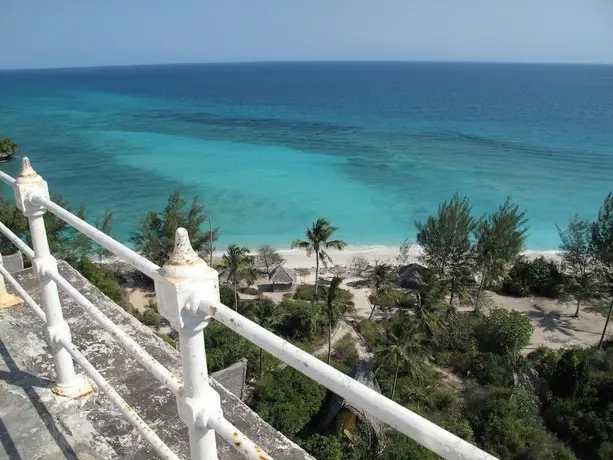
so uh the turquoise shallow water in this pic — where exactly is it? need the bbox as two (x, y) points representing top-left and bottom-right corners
(0, 62), (612, 249)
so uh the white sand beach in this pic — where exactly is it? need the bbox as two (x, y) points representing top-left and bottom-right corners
(212, 244), (560, 270)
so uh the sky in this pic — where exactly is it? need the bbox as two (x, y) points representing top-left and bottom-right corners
(1, 0), (612, 70)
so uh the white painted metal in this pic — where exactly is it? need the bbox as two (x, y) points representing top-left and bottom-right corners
(0, 219), (182, 394)
(203, 300), (497, 460)
(0, 222), (36, 259)
(12, 159), (84, 396)
(0, 169), (16, 186)
(0, 264), (181, 460)
(34, 195), (160, 279)
(57, 337), (182, 460)
(0, 163), (498, 459)
(45, 267), (183, 395)
(0, 255), (7, 299)
(156, 229), (221, 460)
(208, 415), (273, 460)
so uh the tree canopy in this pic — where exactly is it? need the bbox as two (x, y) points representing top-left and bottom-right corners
(219, 244), (257, 310)
(130, 191), (218, 266)
(557, 215), (602, 317)
(0, 137), (18, 160)
(291, 217), (346, 300)
(256, 244), (285, 279)
(474, 198), (528, 307)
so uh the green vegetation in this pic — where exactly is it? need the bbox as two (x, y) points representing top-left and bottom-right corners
(256, 244), (285, 279)
(558, 216), (602, 317)
(69, 257), (125, 306)
(251, 367), (326, 438)
(368, 261), (396, 319)
(0, 137), (18, 160)
(130, 191), (218, 266)
(474, 198), (528, 307)
(416, 193), (475, 306)
(3, 168), (613, 460)
(325, 276), (342, 363)
(0, 194), (112, 260)
(219, 244), (257, 310)
(502, 256), (566, 298)
(592, 193), (613, 348)
(291, 217), (347, 301)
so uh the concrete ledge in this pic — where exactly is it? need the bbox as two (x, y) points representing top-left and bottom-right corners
(0, 261), (312, 459)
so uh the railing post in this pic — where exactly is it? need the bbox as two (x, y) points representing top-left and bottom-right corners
(0, 254), (22, 308)
(13, 158), (91, 398)
(155, 228), (221, 460)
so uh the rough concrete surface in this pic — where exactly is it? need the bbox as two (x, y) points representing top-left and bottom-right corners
(0, 262), (311, 460)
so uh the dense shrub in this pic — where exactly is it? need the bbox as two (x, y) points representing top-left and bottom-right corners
(502, 257), (565, 298)
(250, 367), (326, 438)
(219, 284), (235, 307)
(332, 333), (359, 369)
(70, 257), (125, 306)
(466, 387), (554, 459)
(299, 434), (342, 460)
(156, 332), (176, 349)
(369, 290), (415, 309)
(277, 299), (323, 341)
(293, 284), (354, 313)
(540, 346), (613, 459)
(204, 321), (259, 374)
(356, 319), (384, 351)
(475, 308), (533, 355)
(139, 308), (161, 327)
(470, 352), (514, 386)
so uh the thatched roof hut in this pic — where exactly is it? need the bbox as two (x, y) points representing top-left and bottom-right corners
(319, 360), (384, 439)
(397, 263), (427, 290)
(269, 265), (297, 289)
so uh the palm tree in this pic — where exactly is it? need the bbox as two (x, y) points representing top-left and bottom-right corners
(220, 244), (257, 311)
(369, 262), (396, 320)
(376, 323), (424, 400)
(325, 276), (342, 364)
(248, 299), (280, 377)
(291, 218), (347, 301)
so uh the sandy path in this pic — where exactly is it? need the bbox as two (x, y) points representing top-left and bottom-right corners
(488, 292), (606, 350)
(313, 319), (372, 360)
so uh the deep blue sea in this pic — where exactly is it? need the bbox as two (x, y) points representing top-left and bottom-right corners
(0, 62), (612, 250)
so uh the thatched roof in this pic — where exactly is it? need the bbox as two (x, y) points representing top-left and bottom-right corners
(397, 263), (427, 290)
(319, 360), (384, 439)
(270, 265), (296, 284)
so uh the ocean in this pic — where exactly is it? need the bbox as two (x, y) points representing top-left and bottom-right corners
(0, 62), (611, 250)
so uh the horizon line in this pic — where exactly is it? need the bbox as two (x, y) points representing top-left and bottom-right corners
(2, 58), (613, 72)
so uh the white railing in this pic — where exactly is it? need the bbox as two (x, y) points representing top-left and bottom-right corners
(0, 158), (497, 460)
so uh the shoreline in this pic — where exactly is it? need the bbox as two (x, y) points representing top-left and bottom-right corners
(212, 244), (561, 269)
(101, 243), (560, 270)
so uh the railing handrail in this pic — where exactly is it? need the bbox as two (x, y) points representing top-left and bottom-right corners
(0, 263), (181, 460)
(0, 161), (497, 460)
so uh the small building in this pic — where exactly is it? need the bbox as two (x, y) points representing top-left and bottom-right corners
(269, 265), (297, 291)
(319, 360), (384, 439)
(397, 263), (427, 290)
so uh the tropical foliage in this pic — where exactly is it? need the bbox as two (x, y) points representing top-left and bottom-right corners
(291, 217), (346, 300)
(557, 216), (602, 316)
(131, 191), (218, 266)
(256, 244), (285, 279)
(474, 198), (528, 307)
(219, 244), (257, 310)
(416, 193), (476, 305)
(0, 137), (18, 160)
